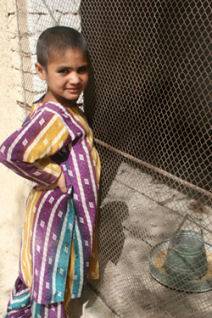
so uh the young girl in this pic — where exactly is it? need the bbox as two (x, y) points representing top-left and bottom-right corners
(0, 26), (100, 317)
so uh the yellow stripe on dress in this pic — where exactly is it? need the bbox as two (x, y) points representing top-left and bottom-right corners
(23, 116), (69, 163)
(21, 189), (43, 288)
(34, 159), (62, 179)
(64, 240), (75, 309)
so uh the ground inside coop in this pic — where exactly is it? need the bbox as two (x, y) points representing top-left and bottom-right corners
(89, 161), (212, 318)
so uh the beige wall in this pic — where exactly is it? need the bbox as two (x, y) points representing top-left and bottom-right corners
(0, 1), (30, 314)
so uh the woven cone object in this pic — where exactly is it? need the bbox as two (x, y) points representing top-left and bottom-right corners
(149, 231), (212, 293)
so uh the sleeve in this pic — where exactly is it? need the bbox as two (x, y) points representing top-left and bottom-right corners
(0, 107), (71, 186)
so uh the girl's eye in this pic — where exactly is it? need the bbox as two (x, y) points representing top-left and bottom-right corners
(58, 68), (69, 74)
(78, 65), (88, 74)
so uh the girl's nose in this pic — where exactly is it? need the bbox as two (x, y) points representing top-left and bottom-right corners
(69, 72), (80, 84)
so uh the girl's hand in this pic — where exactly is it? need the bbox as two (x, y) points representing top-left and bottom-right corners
(36, 172), (67, 193)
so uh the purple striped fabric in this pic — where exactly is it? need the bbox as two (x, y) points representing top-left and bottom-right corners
(0, 101), (100, 306)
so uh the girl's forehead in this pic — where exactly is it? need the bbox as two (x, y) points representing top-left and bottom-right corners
(47, 48), (87, 65)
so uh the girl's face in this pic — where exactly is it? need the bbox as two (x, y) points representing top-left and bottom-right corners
(36, 48), (88, 107)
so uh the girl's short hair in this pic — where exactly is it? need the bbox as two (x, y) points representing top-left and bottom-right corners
(36, 26), (88, 67)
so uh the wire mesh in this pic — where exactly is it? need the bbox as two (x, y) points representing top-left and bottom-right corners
(16, 0), (212, 317)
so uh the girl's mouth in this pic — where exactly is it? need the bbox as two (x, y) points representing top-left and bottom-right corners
(66, 87), (81, 94)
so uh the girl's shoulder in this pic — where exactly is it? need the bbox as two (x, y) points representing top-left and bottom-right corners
(30, 100), (90, 134)
(31, 100), (69, 118)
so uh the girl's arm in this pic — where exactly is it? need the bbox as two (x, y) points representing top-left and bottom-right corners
(0, 107), (71, 186)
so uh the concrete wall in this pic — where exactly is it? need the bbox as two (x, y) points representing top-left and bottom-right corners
(0, 1), (30, 314)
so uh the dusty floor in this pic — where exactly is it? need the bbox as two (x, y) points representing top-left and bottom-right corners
(89, 160), (212, 317)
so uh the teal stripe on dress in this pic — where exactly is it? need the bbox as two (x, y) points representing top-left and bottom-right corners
(71, 219), (84, 298)
(31, 301), (42, 317)
(8, 291), (30, 309)
(54, 197), (75, 303)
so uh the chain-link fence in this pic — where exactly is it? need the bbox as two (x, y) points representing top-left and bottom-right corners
(16, 0), (211, 317)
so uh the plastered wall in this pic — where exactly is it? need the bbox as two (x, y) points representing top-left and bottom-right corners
(0, 1), (30, 314)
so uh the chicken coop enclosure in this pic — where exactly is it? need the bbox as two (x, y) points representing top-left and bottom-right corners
(16, 0), (211, 317)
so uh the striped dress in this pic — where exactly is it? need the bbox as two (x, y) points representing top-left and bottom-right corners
(0, 100), (100, 309)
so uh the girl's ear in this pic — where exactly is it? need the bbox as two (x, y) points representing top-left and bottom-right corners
(35, 62), (46, 80)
